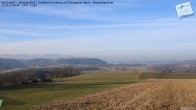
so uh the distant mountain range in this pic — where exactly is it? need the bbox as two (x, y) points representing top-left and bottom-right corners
(0, 58), (108, 70)
(0, 54), (68, 59)
(109, 60), (196, 65)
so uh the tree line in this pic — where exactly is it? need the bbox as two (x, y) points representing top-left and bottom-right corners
(148, 65), (196, 73)
(0, 67), (80, 87)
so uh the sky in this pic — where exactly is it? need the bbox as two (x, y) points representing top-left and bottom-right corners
(0, 0), (196, 62)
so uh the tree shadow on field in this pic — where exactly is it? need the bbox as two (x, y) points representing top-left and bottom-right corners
(45, 81), (139, 91)
(0, 96), (26, 107)
(0, 84), (50, 91)
(0, 81), (139, 92)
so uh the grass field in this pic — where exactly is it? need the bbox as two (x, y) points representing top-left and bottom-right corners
(0, 72), (142, 110)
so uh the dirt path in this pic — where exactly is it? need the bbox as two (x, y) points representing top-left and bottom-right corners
(30, 80), (196, 110)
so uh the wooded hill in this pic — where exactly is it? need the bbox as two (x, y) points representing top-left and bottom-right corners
(0, 58), (108, 70)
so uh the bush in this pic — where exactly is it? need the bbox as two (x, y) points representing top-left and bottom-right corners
(42, 78), (53, 83)
(31, 79), (41, 83)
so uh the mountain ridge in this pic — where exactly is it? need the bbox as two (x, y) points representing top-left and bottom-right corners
(0, 58), (108, 70)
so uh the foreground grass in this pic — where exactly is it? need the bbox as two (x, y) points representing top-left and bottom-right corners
(0, 72), (141, 110)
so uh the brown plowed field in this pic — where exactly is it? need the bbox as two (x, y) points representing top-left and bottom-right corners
(30, 80), (196, 110)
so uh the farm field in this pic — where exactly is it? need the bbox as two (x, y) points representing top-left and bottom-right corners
(1, 72), (196, 110)
(138, 72), (196, 79)
(0, 72), (142, 110)
(30, 79), (196, 110)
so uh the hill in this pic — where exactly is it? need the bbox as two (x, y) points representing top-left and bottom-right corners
(58, 58), (107, 65)
(0, 58), (25, 70)
(22, 58), (107, 67)
(0, 58), (107, 70)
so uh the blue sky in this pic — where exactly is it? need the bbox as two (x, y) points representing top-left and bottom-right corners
(0, 0), (196, 61)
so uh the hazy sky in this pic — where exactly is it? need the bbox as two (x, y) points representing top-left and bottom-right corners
(0, 0), (196, 61)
